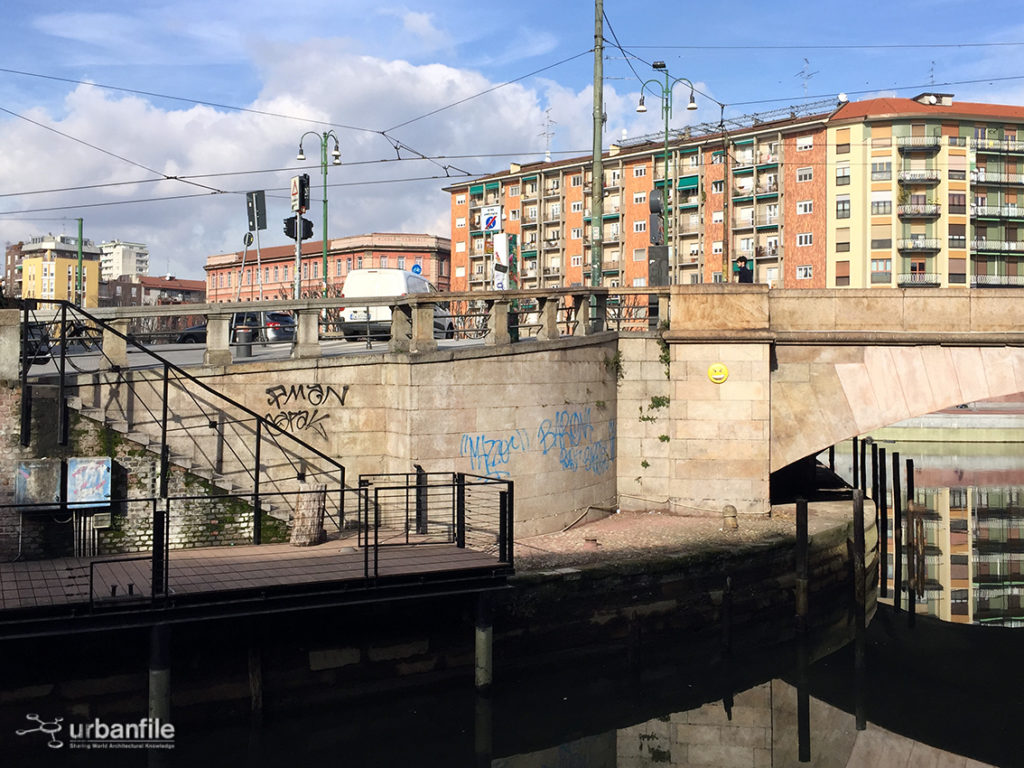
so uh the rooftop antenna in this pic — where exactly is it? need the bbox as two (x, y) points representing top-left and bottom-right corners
(929, 60), (936, 86)
(795, 58), (819, 98)
(540, 108), (557, 162)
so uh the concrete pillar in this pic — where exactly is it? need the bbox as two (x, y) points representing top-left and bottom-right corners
(103, 318), (130, 370)
(291, 308), (322, 359)
(0, 309), (20, 383)
(485, 301), (510, 347)
(409, 303), (437, 354)
(148, 623), (171, 722)
(474, 593), (493, 692)
(388, 305), (412, 353)
(537, 296), (560, 341)
(658, 294), (671, 329)
(571, 293), (606, 336)
(203, 314), (232, 367)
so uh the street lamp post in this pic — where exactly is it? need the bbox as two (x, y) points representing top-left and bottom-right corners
(637, 62), (697, 283)
(297, 131), (341, 296)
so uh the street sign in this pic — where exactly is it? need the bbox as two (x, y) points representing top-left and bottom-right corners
(411, 264), (422, 275)
(246, 190), (267, 231)
(482, 205), (502, 233)
(290, 176), (300, 213)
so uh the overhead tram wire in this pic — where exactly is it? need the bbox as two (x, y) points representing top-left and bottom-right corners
(625, 41), (1024, 51)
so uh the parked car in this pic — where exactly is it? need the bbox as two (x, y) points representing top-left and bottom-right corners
(339, 268), (453, 340)
(176, 311), (296, 344)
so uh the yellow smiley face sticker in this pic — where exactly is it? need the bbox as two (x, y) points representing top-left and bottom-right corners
(708, 363), (729, 384)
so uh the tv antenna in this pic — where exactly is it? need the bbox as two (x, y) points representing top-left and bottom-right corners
(795, 58), (819, 98)
(540, 108), (557, 162)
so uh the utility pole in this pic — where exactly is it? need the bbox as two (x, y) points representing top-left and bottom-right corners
(590, 0), (604, 289)
(76, 218), (83, 305)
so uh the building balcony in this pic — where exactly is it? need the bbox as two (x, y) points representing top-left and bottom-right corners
(756, 184), (779, 195)
(756, 247), (779, 259)
(897, 238), (941, 252)
(897, 136), (942, 151)
(972, 240), (1024, 252)
(733, 217), (754, 229)
(972, 138), (1024, 154)
(971, 170), (1024, 185)
(897, 203), (941, 218)
(898, 169), (941, 184)
(757, 153), (779, 165)
(755, 215), (779, 227)
(897, 272), (942, 286)
(972, 274), (1024, 287)
(543, 185), (561, 197)
(971, 205), (1024, 219)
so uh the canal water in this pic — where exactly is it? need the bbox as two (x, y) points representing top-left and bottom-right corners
(7, 417), (1022, 767)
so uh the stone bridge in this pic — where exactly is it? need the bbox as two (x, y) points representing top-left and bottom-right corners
(8, 286), (1024, 535)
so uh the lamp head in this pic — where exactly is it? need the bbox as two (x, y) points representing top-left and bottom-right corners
(332, 142), (341, 164)
(686, 90), (698, 111)
(636, 95), (647, 113)
(652, 60), (666, 70)
(296, 145), (306, 161)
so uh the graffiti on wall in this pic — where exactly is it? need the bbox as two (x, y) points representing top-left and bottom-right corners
(460, 407), (616, 479)
(264, 384), (348, 440)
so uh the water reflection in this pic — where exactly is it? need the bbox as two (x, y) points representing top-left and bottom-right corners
(833, 437), (1024, 626)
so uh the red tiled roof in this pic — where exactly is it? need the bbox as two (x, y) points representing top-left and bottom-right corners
(832, 96), (1024, 122)
(138, 276), (206, 292)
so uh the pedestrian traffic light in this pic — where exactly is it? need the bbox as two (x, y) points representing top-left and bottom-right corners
(300, 217), (313, 240)
(283, 216), (297, 239)
(298, 173), (310, 212)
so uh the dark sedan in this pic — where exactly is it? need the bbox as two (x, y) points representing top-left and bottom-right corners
(176, 311), (296, 343)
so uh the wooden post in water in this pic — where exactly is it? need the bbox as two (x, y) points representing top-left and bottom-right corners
(149, 623), (171, 723)
(475, 593), (493, 692)
(892, 451), (903, 613)
(795, 497), (811, 762)
(853, 489), (867, 731)
(852, 437), (860, 491)
(879, 448), (888, 599)
(906, 458), (916, 628)
(795, 498), (809, 634)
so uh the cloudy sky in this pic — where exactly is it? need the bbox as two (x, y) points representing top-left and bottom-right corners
(1, 0), (1023, 279)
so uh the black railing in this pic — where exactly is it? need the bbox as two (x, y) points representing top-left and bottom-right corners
(18, 299), (347, 538)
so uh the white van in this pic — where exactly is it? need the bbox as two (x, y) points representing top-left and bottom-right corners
(339, 268), (454, 340)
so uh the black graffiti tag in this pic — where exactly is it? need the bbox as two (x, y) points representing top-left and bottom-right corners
(266, 383), (348, 409)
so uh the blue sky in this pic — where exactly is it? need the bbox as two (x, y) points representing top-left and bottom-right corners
(2, 0), (1023, 279)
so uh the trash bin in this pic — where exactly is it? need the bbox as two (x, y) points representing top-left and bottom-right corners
(235, 326), (253, 357)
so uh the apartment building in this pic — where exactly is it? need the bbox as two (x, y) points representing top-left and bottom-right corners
(446, 93), (1024, 292)
(99, 240), (150, 281)
(14, 233), (101, 306)
(204, 233), (451, 302)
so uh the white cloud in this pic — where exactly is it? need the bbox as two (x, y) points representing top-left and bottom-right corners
(0, 43), (579, 280)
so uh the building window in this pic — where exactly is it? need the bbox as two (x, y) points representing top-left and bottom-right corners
(455, 241), (466, 253)
(633, 166), (647, 178)
(509, 209), (520, 221)
(571, 228), (583, 240)
(871, 258), (892, 283)
(836, 227), (851, 253)
(836, 143), (850, 154)
(836, 195), (850, 219)
(571, 254), (582, 267)
(712, 241), (723, 254)
(634, 220), (647, 233)
(689, 154), (700, 168)
(550, 203), (562, 217)
(397, 257), (406, 270)
(797, 136), (813, 151)
(302, 264), (308, 279)
(571, 201), (584, 212)
(712, 152), (724, 165)
(796, 167), (813, 182)
(712, 180), (724, 193)
(836, 164), (850, 186)
(797, 233), (813, 246)
(356, 256), (363, 269)
(455, 194), (466, 205)
(871, 162), (892, 181)
(633, 191), (647, 205)
(712, 210), (724, 223)
(508, 185), (520, 197)
(797, 200), (813, 215)
(571, 174), (583, 187)
(713, 271), (724, 282)
(871, 199), (892, 215)
(633, 247), (647, 261)
(796, 265), (813, 279)
(455, 217), (466, 228)
(949, 193), (966, 215)
(871, 223), (891, 250)
(632, 277), (647, 287)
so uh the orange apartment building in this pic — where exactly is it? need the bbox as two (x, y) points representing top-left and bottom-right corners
(204, 233), (451, 302)
(446, 93), (1024, 293)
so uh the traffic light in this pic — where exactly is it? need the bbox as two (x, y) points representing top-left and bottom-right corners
(283, 216), (314, 240)
(246, 190), (266, 231)
(298, 173), (310, 212)
(649, 214), (664, 246)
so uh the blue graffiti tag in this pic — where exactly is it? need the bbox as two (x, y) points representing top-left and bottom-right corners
(537, 409), (615, 475)
(459, 429), (531, 478)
